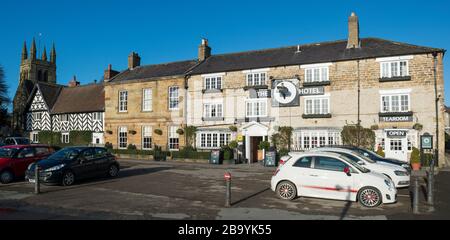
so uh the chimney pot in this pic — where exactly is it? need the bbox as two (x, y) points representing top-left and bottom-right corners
(68, 75), (80, 87)
(104, 64), (120, 82)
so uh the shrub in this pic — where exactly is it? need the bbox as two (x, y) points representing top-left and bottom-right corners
(341, 125), (375, 149)
(228, 140), (238, 149)
(258, 141), (270, 151)
(221, 145), (233, 160)
(105, 142), (113, 150)
(184, 126), (197, 147)
(278, 148), (289, 157)
(176, 128), (184, 135)
(410, 147), (420, 164)
(154, 129), (163, 135)
(229, 126), (238, 132)
(127, 144), (137, 150)
(171, 147), (210, 159)
(413, 123), (423, 131)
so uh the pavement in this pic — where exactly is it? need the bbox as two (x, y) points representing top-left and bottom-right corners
(0, 159), (448, 220)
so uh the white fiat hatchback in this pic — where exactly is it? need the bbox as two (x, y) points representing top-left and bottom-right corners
(309, 147), (410, 188)
(271, 152), (397, 208)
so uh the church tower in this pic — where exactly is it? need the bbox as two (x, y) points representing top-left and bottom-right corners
(13, 39), (58, 134)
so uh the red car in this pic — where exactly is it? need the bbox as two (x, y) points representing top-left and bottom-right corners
(0, 144), (57, 184)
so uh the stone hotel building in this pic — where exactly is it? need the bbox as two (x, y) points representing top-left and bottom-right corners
(104, 13), (446, 165)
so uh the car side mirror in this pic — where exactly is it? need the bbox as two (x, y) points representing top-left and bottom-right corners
(79, 156), (86, 164)
(344, 167), (351, 176)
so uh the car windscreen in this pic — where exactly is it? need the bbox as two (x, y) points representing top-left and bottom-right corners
(47, 148), (81, 161)
(347, 150), (376, 163)
(338, 155), (370, 173)
(15, 138), (31, 145)
(0, 148), (17, 157)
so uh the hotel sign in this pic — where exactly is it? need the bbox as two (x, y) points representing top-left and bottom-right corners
(298, 86), (325, 96)
(379, 115), (413, 122)
(249, 89), (271, 99)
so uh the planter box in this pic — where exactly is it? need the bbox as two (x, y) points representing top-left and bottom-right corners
(115, 154), (153, 160)
(170, 158), (209, 164)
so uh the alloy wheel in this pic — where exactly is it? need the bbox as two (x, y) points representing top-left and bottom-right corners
(278, 182), (295, 200)
(360, 188), (381, 207)
(63, 172), (75, 186)
(109, 165), (118, 177)
(0, 171), (13, 184)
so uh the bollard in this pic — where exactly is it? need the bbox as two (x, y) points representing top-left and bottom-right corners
(224, 172), (231, 207)
(413, 177), (419, 214)
(34, 164), (40, 195)
(427, 162), (434, 206)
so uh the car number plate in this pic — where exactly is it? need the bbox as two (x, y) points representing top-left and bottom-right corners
(29, 179), (36, 183)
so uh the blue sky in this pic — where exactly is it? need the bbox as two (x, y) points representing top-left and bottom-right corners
(0, 0), (449, 109)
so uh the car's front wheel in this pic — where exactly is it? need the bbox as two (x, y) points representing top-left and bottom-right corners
(61, 171), (75, 186)
(276, 181), (297, 201)
(107, 164), (119, 178)
(358, 187), (382, 208)
(0, 170), (14, 184)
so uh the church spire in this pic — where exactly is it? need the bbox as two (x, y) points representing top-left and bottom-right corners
(50, 43), (56, 64)
(42, 46), (47, 61)
(30, 38), (37, 61)
(21, 41), (28, 62)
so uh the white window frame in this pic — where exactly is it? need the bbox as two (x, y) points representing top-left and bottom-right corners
(168, 126), (180, 150)
(246, 72), (267, 86)
(142, 126), (153, 150)
(379, 60), (409, 78)
(168, 86), (179, 110)
(197, 132), (232, 149)
(245, 99), (268, 118)
(59, 114), (69, 123)
(93, 112), (103, 121)
(61, 132), (70, 144)
(119, 90), (128, 113)
(203, 102), (223, 118)
(31, 132), (39, 143)
(301, 63), (332, 83)
(33, 112), (43, 121)
(142, 88), (153, 112)
(379, 89), (411, 113)
(118, 126), (128, 149)
(204, 75), (223, 90)
(294, 130), (341, 150)
(304, 95), (330, 115)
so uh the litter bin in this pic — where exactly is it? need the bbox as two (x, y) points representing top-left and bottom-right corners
(264, 150), (277, 167)
(210, 150), (222, 164)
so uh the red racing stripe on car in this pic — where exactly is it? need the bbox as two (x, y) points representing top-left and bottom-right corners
(302, 185), (358, 193)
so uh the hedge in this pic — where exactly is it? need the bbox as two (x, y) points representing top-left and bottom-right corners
(171, 150), (211, 159)
(111, 149), (154, 155)
(38, 130), (93, 147)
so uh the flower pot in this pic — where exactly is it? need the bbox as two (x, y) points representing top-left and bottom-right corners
(257, 150), (264, 161)
(411, 162), (421, 171)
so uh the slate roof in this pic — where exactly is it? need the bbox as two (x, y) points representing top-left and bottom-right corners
(51, 84), (104, 114)
(109, 60), (198, 82)
(189, 38), (445, 74)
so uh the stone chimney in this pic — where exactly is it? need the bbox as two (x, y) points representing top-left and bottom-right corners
(346, 12), (360, 49)
(68, 75), (80, 87)
(104, 64), (120, 82)
(198, 38), (211, 61)
(128, 52), (141, 70)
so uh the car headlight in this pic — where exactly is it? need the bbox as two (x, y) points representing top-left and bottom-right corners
(45, 164), (65, 172)
(394, 170), (408, 176)
(384, 179), (393, 188)
(27, 163), (33, 170)
(402, 164), (411, 169)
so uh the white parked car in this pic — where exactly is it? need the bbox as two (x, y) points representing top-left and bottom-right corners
(271, 151), (397, 208)
(309, 147), (410, 188)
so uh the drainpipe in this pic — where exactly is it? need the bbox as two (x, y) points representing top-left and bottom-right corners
(184, 75), (190, 147)
(432, 52), (439, 167)
(357, 60), (361, 147)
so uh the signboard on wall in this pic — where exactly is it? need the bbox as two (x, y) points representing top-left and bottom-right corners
(379, 116), (413, 122)
(386, 130), (407, 138)
(271, 80), (300, 107)
(298, 86), (325, 96)
(249, 89), (271, 99)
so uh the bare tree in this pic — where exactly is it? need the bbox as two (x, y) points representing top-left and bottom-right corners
(0, 65), (10, 125)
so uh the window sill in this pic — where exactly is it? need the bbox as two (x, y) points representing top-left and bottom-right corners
(202, 89), (223, 94)
(303, 81), (331, 87)
(202, 117), (225, 121)
(243, 85), (269, 91)
(379, 76), (411, 82)
(236, 117), (275, 123)
(378, 111), (413, 117)
(302, 114), (332, 119)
